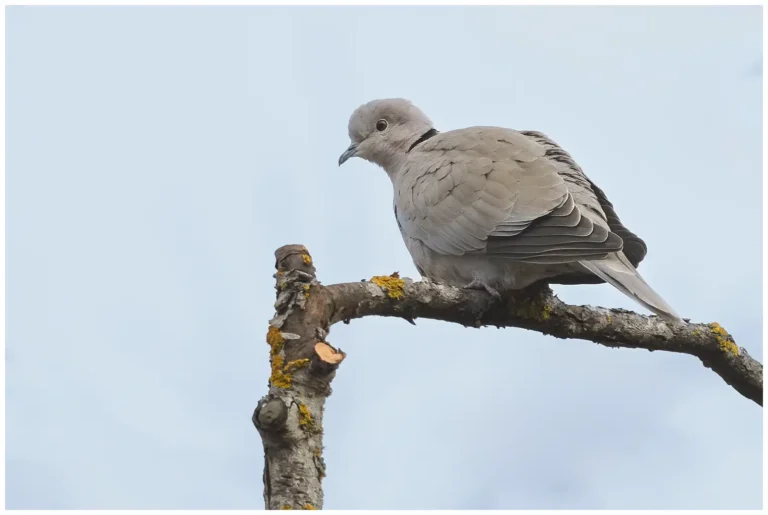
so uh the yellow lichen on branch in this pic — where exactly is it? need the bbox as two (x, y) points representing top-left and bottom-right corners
(267, 325), (284, 355)
(371, 272), (405, 299)
(285, 358), (310, 374)
(267, 326), (290, 387)
(270, 355), (291, 389)
(298, 403), (318, 433)
(267, 326), (308, 388)
(709, 322), (738, 355)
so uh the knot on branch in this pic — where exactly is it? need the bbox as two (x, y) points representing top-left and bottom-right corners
(253, 396), (288, 436)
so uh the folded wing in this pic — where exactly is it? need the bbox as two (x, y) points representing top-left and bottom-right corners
(397, 127), (623, 263)
(520, 130), (647, 268)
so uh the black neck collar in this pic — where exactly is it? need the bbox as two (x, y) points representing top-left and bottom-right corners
(407, 128), (439, 153)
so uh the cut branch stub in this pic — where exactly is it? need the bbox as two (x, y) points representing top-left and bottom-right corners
(312, 341), (346, 375)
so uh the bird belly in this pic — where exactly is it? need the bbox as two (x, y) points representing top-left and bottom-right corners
(404, 237), (574, 291)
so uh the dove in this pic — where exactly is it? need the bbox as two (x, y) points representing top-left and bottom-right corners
(338, 98), (682, 323)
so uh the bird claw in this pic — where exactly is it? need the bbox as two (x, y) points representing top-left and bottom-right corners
(463, 279), (502, 300)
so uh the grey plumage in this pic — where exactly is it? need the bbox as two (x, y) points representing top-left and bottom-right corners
(339, 98), (682, 323)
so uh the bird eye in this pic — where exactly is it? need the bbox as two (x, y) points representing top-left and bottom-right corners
(376, 119), (388, 132)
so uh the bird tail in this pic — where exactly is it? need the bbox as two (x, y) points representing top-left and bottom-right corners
(580, 252), (683, 323)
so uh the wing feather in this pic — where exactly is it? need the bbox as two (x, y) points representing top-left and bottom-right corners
(520, 130), (647, 267)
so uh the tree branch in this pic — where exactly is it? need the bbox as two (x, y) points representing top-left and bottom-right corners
(254, 245), (762, 508)
(252, 245), (345, 510)
(327, 276), (762, 405)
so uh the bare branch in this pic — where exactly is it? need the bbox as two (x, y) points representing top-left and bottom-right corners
(327, 277), (762, 406)
(254, 245), (762, 509)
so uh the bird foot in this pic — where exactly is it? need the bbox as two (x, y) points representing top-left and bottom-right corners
(463, 278), (502, 300)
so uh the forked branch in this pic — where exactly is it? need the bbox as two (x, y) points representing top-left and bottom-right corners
(253, 244), (762, 509)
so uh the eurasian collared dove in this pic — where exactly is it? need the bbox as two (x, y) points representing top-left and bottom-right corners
(339, 98), (682, 323)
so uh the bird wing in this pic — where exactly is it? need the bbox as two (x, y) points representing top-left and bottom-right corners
(396, 127), (623, 263)
(520, 130), (647, 268)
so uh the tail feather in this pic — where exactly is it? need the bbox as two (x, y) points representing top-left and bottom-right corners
(580, 253), (682, 323)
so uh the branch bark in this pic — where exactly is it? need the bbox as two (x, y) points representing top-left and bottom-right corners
(254, 244), (762, 509)
(252, 245), (344, 510)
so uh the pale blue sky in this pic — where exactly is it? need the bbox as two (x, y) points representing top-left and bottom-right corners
(6, 5), (762, 509)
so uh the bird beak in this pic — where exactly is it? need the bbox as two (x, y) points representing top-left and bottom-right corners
(338, 143), (358, 166)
